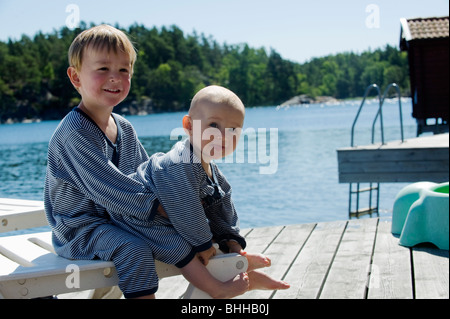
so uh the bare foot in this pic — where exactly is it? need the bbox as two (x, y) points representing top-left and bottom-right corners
(242, 252), (271, 272)
(247, 270), (290, 291)
(211, 272), (250, 299)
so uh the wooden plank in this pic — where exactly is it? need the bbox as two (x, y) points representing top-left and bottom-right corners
(337, 148), (449, 162)
(339, 172), (448, 183)
(337, 133), (449, 183)
(1, 264), (119, 299)
(0, 235), (53, 268)
(339, 160), (448, 173)
(273, 220), (347, 299)
(228, 225), (285, 299)
(340, 133), (449, 152)
(242, 225), (285, 255)
(236, 223), (315, 299)
(319, 218), (378, 299)
(157, 227), (261, 299)
(338, 150), (448, 182)
(412, 247), (449, 299)
(2, 215), (447, 299)
(157, 275), (188, 299)
(367, 219), (413, 299)
(0, 198), (47, 233)
(0, 232), (114, 281)
(0, 198), (45, 209)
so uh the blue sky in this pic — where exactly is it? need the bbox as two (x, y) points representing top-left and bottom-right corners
(0, 0), (448, 63)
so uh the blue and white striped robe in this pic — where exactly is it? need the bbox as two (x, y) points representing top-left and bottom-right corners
(111, 139), (246, 259)
(44, 108), (161, 297)
(44, 108), (246, 296)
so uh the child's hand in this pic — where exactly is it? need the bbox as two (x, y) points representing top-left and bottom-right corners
(226, 240), (243, 254)
(197, 246), (216, 266)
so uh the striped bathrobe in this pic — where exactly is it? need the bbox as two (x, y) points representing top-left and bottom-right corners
(45, 107), (160, 297)
(44, 107), (245, 297)
(112, 138), (247, 259)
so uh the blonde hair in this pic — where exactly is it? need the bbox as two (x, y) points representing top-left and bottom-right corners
(68, 24), (137, 72)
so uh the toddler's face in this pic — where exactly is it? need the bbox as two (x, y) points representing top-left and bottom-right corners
(190, 102), (244, 162)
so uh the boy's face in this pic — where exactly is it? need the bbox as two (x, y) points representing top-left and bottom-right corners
(186, 102), (244, 162)
(68, 46), (132, 110)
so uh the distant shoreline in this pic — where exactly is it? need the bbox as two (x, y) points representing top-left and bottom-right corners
(1, 95), (413, 125)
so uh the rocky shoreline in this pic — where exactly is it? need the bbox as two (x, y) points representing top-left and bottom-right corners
(1, 95), (342, 124)
(279, 94), (339, 107)
(0, 98), (158, 125)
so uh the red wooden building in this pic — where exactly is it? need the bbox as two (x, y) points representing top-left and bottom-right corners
(400, 16), (449, 135)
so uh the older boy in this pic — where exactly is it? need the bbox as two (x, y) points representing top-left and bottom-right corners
(45, 24), (163, 298)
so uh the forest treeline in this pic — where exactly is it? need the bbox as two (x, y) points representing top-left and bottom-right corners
(0, 22), (410, 123)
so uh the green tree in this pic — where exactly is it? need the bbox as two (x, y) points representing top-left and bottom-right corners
(266, 49), (297, 104)
(0, 24), (410, 122)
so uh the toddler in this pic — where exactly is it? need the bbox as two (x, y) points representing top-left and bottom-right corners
(113, 85), (290, 296)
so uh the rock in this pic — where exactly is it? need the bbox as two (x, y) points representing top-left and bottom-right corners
(279, 95), (339, 107)
(279, 94), (314, 106)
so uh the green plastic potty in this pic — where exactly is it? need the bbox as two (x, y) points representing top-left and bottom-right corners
(391, 182), (436, 235)
(393, 182), (449, 250)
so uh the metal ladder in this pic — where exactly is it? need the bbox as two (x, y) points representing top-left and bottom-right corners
(349, 182), (379, 218)
(348, 83), (404, 218)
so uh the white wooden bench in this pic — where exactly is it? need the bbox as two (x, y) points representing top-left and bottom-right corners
(0, 198), (248, 299)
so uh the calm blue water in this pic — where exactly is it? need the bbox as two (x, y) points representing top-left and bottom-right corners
(0, 98), (418, 229)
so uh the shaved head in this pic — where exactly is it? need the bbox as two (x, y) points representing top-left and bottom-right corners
(189, 85), (245, 119)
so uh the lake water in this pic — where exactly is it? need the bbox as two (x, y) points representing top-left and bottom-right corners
(0, 98), (418, 229)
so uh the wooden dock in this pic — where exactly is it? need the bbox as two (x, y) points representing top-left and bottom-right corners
(158, 217), (449, 299)
(337, 133), (449, 183)
(1, 199), (448, 299)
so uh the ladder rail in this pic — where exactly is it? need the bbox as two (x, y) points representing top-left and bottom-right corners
(351, 83), (404, 147)
(348, 82), (404, 218)
(371, 83), (404, 144)
(350, 84), (381, 147)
